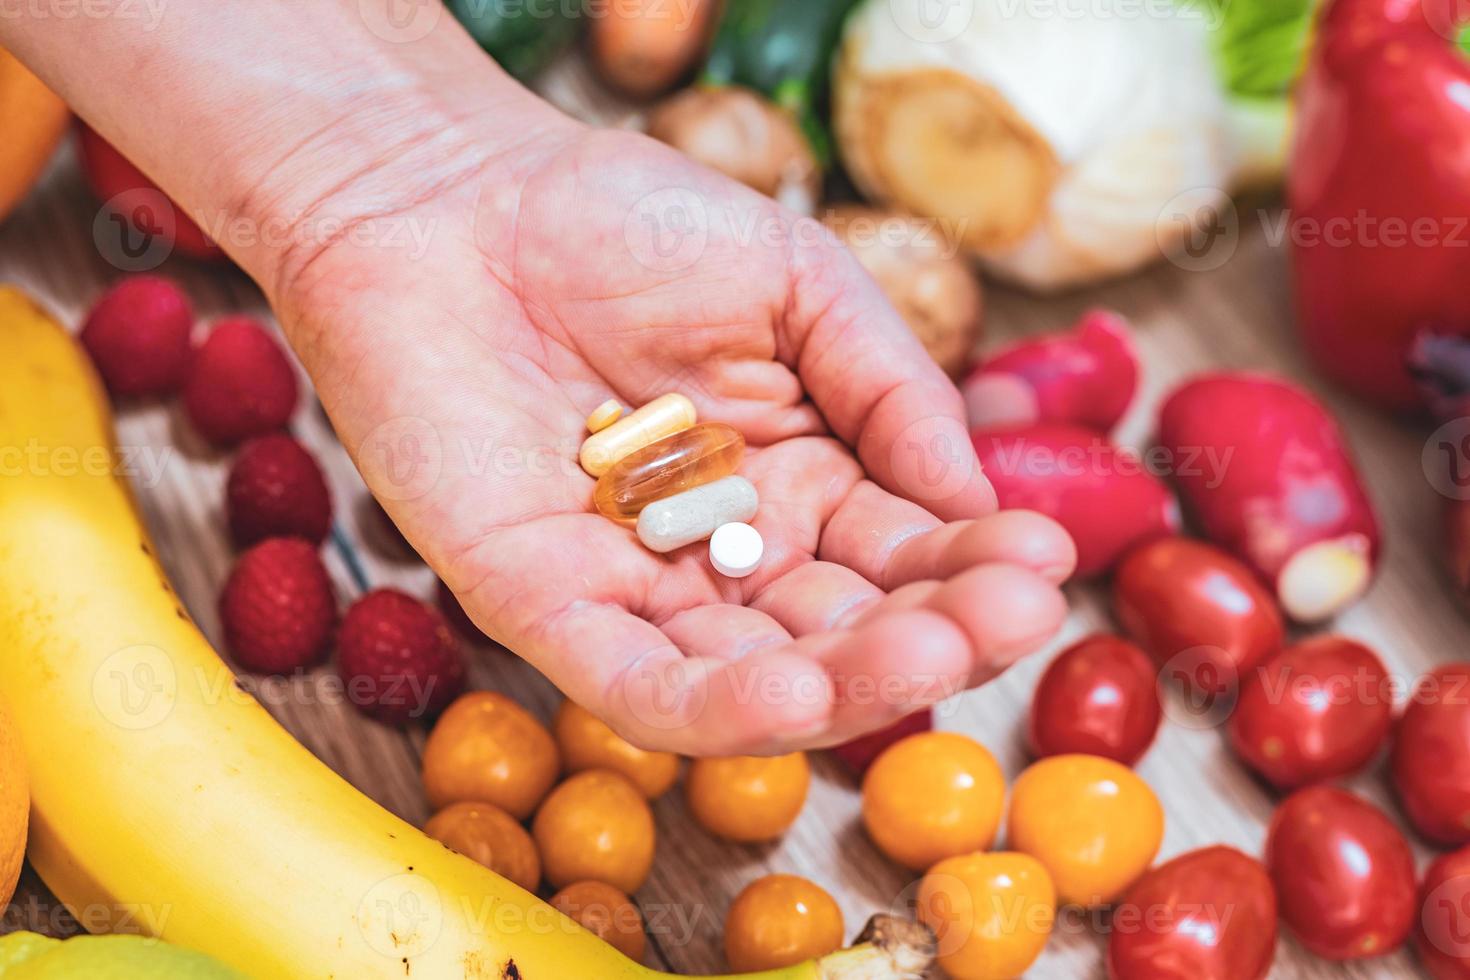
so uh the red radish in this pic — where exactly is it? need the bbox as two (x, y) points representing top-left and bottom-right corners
(76, 123), (224, 262)
(963, 310), (1138, 434)
(1107, 846), (1277, 980)
(1113, 537), (1283, 701)
(1289, 0), (1470, 412)
(1226, 636), (1393, 791)
(972, 424), (1178, 577)
(1157, 373), (1381, 623)
(1266, 785), (1416, 961)
(1027, 634), (1160, 767)
(1416, 844), (1470, 980)
(830, 710), (932, 775)
(1391, 664), (1470, 846)
(1450, 499), (1470, 606)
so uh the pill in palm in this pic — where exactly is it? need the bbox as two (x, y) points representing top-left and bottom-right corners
(709, 523), (763, 578)
(594, 423), (745, 521)
(637, 476), (759, 554)
(586, 399), (624, 433)
(580, 393), (697, 477)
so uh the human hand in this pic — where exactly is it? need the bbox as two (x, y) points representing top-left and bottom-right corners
(268, 114), (1073, 755)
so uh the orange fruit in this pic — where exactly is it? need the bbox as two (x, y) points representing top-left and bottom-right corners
(533, 770), (656, 894)
(0, 48), (68, 223)
(550, 880), (647, 962)
(423, 801), (540, 893)
(919, 852), (1055, 979)
(685, 754), (810, 843)
(553, 701), (679, 799)
(421, 691), (559, 819)
(724, 874), (844, 972)
(0, 694), (28, 908)
(861, 732), (1005, 871)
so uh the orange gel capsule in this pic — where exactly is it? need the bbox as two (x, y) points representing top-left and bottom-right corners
(594, 423), (744, 520)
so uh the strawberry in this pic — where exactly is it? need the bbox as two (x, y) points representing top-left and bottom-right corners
(79, 276), (194, 397)
(183, 317), (298, 446)
(436, 579), (491, 645)
(227, 434), (332, 547)
(219, 538), (337, 674)
(338, 589), (466, 725)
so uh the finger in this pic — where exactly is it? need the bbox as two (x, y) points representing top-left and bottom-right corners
(782, 245), (994, 522)
(921, 563), (1069, 683)
(847, 580), (942, 627)
(819, 486), (1077, 588)
(750, 561), (884, 636)
(660, 604), (793, 661)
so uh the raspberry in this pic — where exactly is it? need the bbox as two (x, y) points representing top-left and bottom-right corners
(437, 579), (491, 645)
(79, 276), (194, 397)
(830, 709), (934, 775)
(338, 589), (466, 725)
(219, 538), (337, 674)
(226, 434), (332, 547)
(183, 317), (298, 446)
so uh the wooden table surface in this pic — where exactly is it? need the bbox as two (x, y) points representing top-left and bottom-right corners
(0, 56), (1454, 980)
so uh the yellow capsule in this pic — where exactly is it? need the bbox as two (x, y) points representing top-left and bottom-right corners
(586, 399), (624, 434)
(594, 423), (745, 520)
(579, 393), (696, 477)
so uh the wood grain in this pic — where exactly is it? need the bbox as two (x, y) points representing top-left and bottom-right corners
(0, 56), (1450, 980)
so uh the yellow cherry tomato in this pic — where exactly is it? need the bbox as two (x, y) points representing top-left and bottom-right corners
(861, 732), (1006, 871)
(423, 801), (541, 893)
(1007, 754), (1163, 907)
(421, 691), (559, 819)
(550, 880), (647, 963)
(553, 700), (680, 799)
(533, 770), (656, 894)
(724, 875), (845, 972)
(686, 754), (810, 843)
(918, 852), (1055, 980)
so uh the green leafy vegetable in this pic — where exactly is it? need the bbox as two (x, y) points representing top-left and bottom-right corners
(1178, 0), (1317, 98)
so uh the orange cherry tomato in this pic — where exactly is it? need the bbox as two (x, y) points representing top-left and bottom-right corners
(686, 754), (810, 843)
(861, 732), (1005, 871)
(724, 875), (844, 972)
(533, 770), (656, 894)
(918, 852), (1055, 980)
(553, 700), (680, 799)
(550, 880), (647, 963)
(421, 691), (559, 819)
(1007, 754), (1163, 907)
(423, 801), (540, 893)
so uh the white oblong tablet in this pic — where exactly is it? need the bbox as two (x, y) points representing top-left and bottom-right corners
(709, 522), (763, 578)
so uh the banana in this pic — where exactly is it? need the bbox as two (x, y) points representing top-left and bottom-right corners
(0, 287), (934, 980)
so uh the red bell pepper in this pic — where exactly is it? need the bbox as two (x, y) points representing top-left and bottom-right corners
(1288, 0), (1470, 413)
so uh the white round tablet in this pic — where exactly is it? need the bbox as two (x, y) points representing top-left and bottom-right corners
(709, 522), (763, 578)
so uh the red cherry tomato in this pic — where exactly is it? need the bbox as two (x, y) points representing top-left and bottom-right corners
(1393, 664), (1470, 845)
(1265, 786), (1416, 960)
(1226, 636), (1392, 790)
(1028, 634), (1161, 766)
(1107, 846), (1276, 980)
(1114, 537), (1283, 705)
(1417, 845), (1470, 980)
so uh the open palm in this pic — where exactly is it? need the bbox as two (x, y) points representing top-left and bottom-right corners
(271, 122), (1073, 756)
